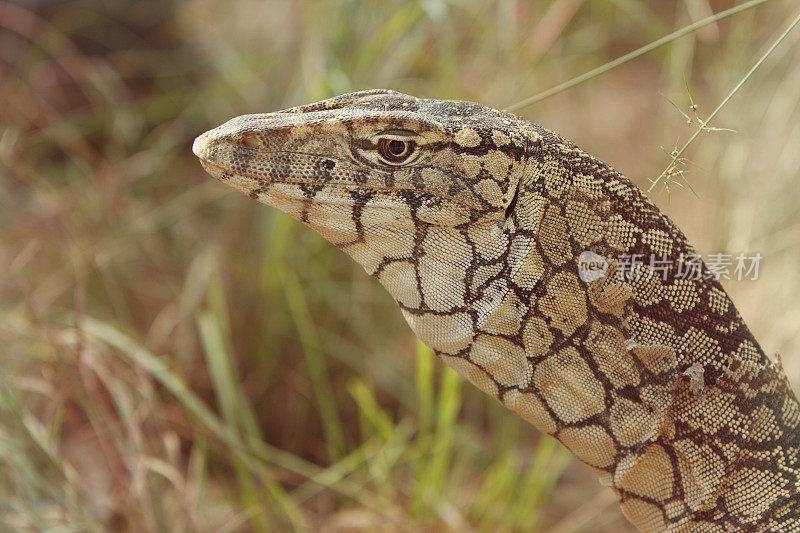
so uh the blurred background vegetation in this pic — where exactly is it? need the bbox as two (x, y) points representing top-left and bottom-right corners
(1, 0), (799, 531)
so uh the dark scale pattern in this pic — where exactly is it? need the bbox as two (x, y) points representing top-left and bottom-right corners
(193, 89), (800, 533)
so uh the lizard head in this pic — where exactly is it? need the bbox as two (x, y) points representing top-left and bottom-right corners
(194, 90), (544, 355)
(193, 90), (539, 259)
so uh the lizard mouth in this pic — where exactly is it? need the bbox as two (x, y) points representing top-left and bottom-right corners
(194, 134), (475, 210)
(192, 129), (490, 226)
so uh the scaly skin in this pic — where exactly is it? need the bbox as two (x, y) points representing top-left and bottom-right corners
(193, 90), (800, 532)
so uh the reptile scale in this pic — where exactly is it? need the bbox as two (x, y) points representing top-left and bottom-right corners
(193, 90), (800, 532)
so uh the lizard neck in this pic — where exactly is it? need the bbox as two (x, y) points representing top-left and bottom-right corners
(372, 219), (537, 357)
(381, 190), (552, 402)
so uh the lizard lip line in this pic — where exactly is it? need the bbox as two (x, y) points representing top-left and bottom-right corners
(192, 146), (481, 213)
(198, 156), (478, 213)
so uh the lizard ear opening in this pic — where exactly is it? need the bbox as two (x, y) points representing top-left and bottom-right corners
(504, 183), (519, 221)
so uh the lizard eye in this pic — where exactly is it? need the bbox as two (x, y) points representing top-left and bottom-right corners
(241, 133), (261, 148)
(377, 138), (415, 164)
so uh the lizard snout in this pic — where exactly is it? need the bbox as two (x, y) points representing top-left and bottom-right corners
(192, 129), (217, 162)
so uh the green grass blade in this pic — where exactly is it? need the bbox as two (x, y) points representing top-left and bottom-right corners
(197, 307), (269, 532)
(650, 9), (800, 192)
(411, 357), (463, 515)
(506, 0), (771, 111)
(513, 436), (572, 531)
(347, 378), (395, 443)
(82, 316), (306, 531)
(414, 340), (435, 444)
(0, 382), (95, 532)
(270, 214), (347, 460)
(469, 452), (517, 528)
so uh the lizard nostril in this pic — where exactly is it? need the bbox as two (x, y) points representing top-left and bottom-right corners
(192, 131), (212, 158)
(241, 133), (262, 149)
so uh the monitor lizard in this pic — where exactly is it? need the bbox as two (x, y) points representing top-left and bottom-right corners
(193, 89), (800, 532)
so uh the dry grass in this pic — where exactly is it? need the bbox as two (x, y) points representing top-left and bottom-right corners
(1, 0), (799, 531)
